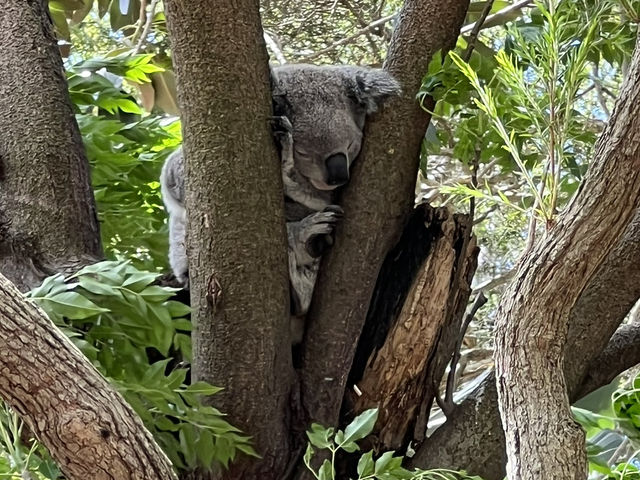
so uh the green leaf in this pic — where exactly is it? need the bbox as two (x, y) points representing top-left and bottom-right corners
(185, 381), (223, 396)
(357, 450), (375, 477)
(39, 292), (109, 319)
(339, 408), (378, 446)
(304, 443), (314, 467)
(306, 423), (335, 449)
(375, 451), (396, 474)
(318, 459), (334, 480)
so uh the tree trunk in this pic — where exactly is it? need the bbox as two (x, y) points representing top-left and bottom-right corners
(300, 0), (471, 430)
(347, 205), (478, 451)
(0, 0), (102, 291)
(0, 274), (176, 480)
(494, 31), (640, 480)
(164, 1), (293, 479)
(412, 201), (640, 480)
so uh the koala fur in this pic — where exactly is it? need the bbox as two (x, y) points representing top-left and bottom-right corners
(160, 64), (401, 341)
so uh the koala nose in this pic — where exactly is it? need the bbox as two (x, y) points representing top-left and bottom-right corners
(325, 153), (349, 186)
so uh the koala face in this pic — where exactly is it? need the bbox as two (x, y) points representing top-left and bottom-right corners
(273, 64), (400, 191)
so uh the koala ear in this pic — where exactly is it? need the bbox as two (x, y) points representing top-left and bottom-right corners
(351, 68), (402, 113)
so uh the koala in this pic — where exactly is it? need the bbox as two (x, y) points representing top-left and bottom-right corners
(161, 64), (401, 341)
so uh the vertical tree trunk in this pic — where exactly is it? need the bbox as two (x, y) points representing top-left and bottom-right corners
(164, 1), (293, 479)
(301, 0), (470, 429)
(0, 274), (177, 480)
(0, 0), (102, 291)
(494, 32), (640, 480)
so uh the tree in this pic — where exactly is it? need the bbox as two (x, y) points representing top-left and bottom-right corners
(163, 0), (293, 478)
(0, 272), (177, 480)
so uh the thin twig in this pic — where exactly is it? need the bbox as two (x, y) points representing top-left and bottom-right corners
(461, 1), (493, 223)
(473, 268), (515, 292)
(339, 0), (383, 62)
(297, 13), (396, 61)
(462, 0), (495, 62)
(591, 64), (611, 117)
(442, 292), (488, 416)
(130, 0), (147, 47)
(133, 0), (159, 55)
(461, 0), (533, 34)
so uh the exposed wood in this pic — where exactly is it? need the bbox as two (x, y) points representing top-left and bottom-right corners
(163, 1), (294, 478)
(0, 273), (177, 480)
(494, 30), (640, 480)
(0, 0), (102, 291)
(349, 206), (478, 450)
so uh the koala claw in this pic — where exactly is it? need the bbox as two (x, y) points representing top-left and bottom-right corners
(270, 115), (293, 134)
(301, 205), (343, 258)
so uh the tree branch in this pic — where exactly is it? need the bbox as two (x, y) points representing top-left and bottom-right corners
(164, 1), (293, 478)
(0, 0), (102, 291)
(0, 274), (177, 480)
(296, 14), (396, 61)
(460, 0), (533, 34)
(577, 320), (640, 398)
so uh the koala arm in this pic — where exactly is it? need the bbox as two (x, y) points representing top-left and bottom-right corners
(287, 206), (343, 317)
(160, 149), (189, 286)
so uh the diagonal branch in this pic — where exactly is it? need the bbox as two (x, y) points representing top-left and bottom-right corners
(0, 274), (177, 480)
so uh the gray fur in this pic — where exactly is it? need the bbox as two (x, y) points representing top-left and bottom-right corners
(160, 64), (400, 341)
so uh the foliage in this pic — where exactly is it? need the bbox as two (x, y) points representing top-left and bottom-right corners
(572, 369), (640, 479)
(0, 261), (257, 478)
(67, 53), (180, 271)
(304, 409), (482, 480)
(423, 0), (632, 223)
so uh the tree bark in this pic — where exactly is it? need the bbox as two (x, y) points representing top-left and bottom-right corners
(348, 206), (478, 450)
(164, 1), (293, 479)
(494, 31), (640, 480)
(0, 0), (102, 291)
(0, 274), (177, 480)
(300, 0), (471, 429)
(576, 319), (640, 398)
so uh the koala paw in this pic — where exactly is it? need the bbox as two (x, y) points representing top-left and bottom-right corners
(300, 205), (343, 258)
(270, 115), (293, 138)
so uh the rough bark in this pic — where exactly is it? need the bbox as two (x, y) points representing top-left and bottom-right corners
(300, 0), (471, 429)
(494, 32), (640, 480)
(410, 371), (507, 480)
(0, 274), (176, 480)
(577, 320), (640, 398)
(564, 206), (640, 394)
(347, 206), (478, 450)
(0, 0), (102, 291)
(164, 1), (293, 479)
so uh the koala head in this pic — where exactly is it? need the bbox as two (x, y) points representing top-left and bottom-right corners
(272, 64), (401, 191)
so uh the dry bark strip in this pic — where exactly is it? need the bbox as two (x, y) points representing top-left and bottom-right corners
(0, 0), (102, 291)
(0, 274), (177, 480)
(347, 205), (477, 450)
(493, 31), (640, 480)
(301, 0), (471, 430)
